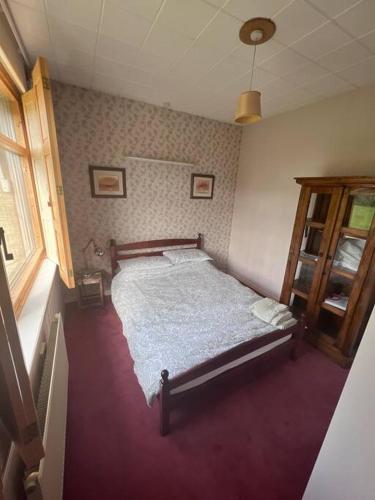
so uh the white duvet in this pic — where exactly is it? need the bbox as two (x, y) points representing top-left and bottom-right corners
(111, 261), (275, 405)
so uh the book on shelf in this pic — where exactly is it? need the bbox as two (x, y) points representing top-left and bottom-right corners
(324, 295), (349, 311)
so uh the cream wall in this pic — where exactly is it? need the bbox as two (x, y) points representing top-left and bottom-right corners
(228, 86), (375, 298)
(303, 307), (375, 500)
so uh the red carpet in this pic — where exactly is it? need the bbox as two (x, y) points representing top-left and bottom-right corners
(63, 300), (347, 500)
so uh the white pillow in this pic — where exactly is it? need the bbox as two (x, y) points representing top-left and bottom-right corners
(117, 256), (172, 272)
(163, 248), (212, 265)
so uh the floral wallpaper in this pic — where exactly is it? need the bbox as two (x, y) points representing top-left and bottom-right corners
(51, 82), (242, 284)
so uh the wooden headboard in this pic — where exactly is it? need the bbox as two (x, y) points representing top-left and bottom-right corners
(110, 234), (203, 276)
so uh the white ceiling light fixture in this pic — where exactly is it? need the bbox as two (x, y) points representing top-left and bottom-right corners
(235, 18), (276, 125)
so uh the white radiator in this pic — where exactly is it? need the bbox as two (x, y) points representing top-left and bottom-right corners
(24, 313), (69, 500)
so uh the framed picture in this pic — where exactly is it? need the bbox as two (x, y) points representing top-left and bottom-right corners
(190, 174), (215, 199)
(89, 166), (126, 198)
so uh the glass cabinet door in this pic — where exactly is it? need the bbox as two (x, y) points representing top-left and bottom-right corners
(284, 186), (343, 317)
(314, 188), (375, 343)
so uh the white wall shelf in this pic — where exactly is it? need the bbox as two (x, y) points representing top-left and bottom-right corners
(126, 156), (195, 167)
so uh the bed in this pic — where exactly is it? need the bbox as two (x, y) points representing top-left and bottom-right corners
(110, 234), (305, 435)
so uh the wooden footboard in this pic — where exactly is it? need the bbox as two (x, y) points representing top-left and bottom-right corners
(159, 314), (306, 436)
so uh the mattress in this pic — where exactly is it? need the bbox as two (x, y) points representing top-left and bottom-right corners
(111, 260), (282, 405)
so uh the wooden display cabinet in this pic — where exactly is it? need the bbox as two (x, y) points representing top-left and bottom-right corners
(280, 176), (375, 367)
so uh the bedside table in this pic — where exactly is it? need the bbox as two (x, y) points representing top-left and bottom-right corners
(76, 270), (104, 308)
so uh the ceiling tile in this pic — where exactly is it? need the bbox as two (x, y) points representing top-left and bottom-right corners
(48, 16), (97, 53)
(54, 47), (94, 69)
(143, 24), (194, 64)
(95, 56), (154, 86)
(251, 67), (279, 88)
(223, 0), (292, 21)
(18, 32), (52, 58)
(359, 29), (375, 52)
(172, 45), (229, 82)
(106, 0), (164, 21)
(93, 71), (162, 107)
(335, 0), (375, 38)
(283, 61), (328, 86)
(303, 73), (354, 97)
(57, 63), (93, 88)
(292, 21), (351, 60)
(106, 77), (160, 104)
(45, 0), (102, 31)
(338, 55), (375, 86)
(317, 40), (371, 72)
(273, 0), (327, 45)
(133, 50), (174, 74)
(156, 0), (217, 39)
(93, 72), (129, 95)
(27, 44), (55, 64)
(9, 0), (45, 11)
(261, 77), (298, 100)
(259, 48), (309, 76)
(263, 88), (318, 117)
(45, 61), (61, 80)
(194, 11), (242, 53)
(220, 67), (277, 96)
(204, 0), (228, 6)
(101, 1), (152, 46)
(231, 39), (285, 65)
(307, 0), (362, 18)
(195, 55), (251, 90)
(96, 35), (140, 66)
(8, 1), (50, 40)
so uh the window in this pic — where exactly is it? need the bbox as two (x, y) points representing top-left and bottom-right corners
(1, 57), (75, 315)
(0, 68), (44, 315)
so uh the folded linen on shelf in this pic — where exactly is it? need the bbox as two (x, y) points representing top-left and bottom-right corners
(250, 297), (297, 330)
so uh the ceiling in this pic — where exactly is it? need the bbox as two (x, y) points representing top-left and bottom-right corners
(6, 0), (375, 123)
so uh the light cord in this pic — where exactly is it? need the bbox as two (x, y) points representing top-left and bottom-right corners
(249, 44), (257, 90)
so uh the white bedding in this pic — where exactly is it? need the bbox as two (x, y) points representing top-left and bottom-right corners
(111, 261), (278, 405)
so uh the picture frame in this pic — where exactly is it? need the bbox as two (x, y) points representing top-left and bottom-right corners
(190, 174), (215, 199)
(89, 165), (126, 198)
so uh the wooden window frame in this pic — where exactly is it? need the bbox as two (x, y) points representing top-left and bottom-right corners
(0, 62), (45, 316)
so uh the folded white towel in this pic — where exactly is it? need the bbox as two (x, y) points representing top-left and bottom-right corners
(270, 310), (292, 326)
(249, 298), (288, 323)
(277, 317), (297, 330)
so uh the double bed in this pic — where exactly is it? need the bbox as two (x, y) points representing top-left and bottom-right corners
(110, 234), (305, 435)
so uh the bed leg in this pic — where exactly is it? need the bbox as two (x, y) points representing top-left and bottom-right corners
(291, 313), (307, 361)
(160, 370), (170, 436)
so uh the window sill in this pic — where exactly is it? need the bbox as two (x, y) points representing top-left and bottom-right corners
(17, 258), (58, 374)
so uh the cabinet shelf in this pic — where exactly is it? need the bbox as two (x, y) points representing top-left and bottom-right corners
(340, 227), (368, 239)
(298, 255), (317, 266)
(321, 301), (346, 317)
(306, 219), (325, 230)
(330, 266), (356, 281)
(292, 279), (310, 299)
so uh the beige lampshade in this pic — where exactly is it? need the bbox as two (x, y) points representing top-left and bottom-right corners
(235, 90), (261, 124)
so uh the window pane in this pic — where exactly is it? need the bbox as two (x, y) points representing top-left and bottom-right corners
(344, 192), (375, 231)
(0, 94), (17, 141)
(0, 147), (36, 286)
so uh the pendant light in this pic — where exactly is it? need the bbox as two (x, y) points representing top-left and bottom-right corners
(235, 18), (276, 125)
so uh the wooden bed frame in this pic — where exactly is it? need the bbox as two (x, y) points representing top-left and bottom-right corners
(110, 235), (306, 436)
